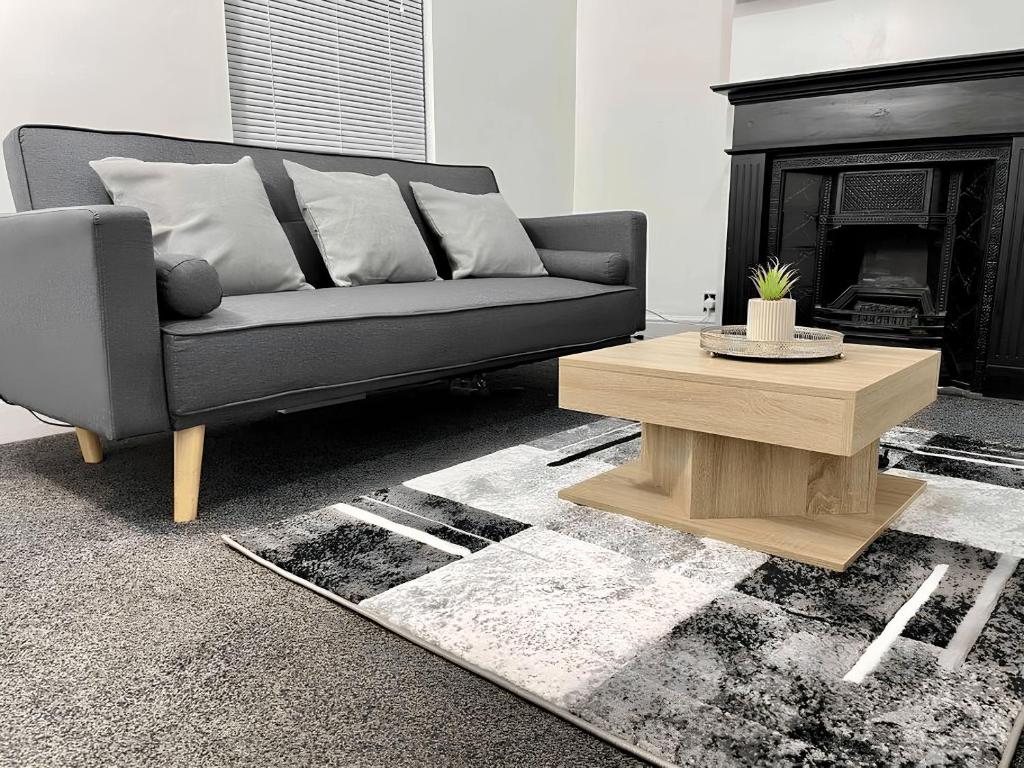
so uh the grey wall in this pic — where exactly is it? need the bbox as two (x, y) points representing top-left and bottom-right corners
(574, 0), (734, 320)
(428, 0), (578, 218)
(731, 0), (1024, 82)
(0, 0), (233, 443)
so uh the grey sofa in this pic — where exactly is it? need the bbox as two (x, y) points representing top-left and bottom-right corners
(0, 125), (646, 522)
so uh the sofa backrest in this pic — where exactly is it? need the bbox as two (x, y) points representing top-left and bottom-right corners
(3, 125), (501, 283)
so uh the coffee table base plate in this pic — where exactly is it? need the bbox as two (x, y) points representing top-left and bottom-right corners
(558, 467), (926, 571)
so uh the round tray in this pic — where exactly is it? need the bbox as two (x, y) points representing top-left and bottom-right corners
(699, 326), (844, 360)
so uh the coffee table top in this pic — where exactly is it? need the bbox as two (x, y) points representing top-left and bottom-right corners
(562, 332), (939, 400)
(559, 332), (940, 455)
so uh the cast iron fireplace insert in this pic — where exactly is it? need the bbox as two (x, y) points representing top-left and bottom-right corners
(765, 150), (1007, 388)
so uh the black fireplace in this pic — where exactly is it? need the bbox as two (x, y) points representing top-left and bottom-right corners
(714, 51), (1024, 398)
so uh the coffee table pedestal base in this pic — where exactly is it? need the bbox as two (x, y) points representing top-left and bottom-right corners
(558, 427), (926, 571)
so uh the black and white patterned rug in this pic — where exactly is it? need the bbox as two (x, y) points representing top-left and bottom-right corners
(225, 420), (1024, 767)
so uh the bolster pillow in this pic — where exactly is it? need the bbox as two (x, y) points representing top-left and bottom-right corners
(154, 253), (223, 318)
(536, 248), (628, 285)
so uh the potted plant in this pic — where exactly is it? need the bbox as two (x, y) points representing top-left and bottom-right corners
(748, 258), (798, 342)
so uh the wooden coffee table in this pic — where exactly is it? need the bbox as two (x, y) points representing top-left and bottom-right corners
(557, 332), (940, 571)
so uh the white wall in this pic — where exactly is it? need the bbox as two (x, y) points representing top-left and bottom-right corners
(574, 0), (734, 320)
(731, 0), (1024, 82)
(0, 0), (232, 444)
(428, 0), (577, 217)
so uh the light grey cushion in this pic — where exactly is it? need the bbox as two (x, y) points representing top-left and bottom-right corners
(283, 159), (437, 286)
(89, 155), (311, 296)
(536, 249), (628, 285)
(410, 182), (546, 279)
(154, 253), (223, 318)
(8, 125), (504, 286)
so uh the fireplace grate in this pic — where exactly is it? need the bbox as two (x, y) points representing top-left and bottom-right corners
(850, 302), (918, 327)
(815, 284), (942, 342)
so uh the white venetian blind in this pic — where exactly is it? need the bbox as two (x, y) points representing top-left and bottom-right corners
(224, 0), (427, 161)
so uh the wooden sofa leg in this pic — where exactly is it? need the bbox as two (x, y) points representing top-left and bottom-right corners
(75, 428), (104, 464)
(173, 425), (206, 523)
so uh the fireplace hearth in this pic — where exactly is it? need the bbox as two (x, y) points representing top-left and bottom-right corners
(714, 51), (1024, 398)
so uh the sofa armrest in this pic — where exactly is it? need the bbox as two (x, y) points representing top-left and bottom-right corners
(0, 205), (169, 438)
(520, 211), (647, 331)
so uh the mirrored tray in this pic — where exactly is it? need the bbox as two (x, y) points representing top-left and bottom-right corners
(700, 326), (844, 360)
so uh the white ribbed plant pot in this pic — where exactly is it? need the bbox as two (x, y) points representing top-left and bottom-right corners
(746, 298), (796, 342)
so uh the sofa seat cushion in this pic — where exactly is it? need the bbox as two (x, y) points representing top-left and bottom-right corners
(160, 277), (640, 420)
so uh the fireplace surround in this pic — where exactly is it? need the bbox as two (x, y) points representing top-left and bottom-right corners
(714, 50), (1024, 397)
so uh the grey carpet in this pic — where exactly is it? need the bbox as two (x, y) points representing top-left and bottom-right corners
(0, 359), (1021, 768)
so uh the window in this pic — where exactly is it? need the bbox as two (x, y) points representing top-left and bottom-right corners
(224, 0), (427, 161)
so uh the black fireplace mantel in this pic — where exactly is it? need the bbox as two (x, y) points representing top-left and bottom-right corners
(713, 50), (1024, 398)
(713, 49), (1024, 154)
(712, 49), (1024, 105)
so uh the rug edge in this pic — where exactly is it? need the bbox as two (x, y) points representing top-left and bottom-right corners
(220, 534), (678, 768)
(1001, 707), (1024, 768)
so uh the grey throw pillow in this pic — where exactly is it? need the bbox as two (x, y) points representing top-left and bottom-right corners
(154, 253), (223, 318)
(90, 156), (311, 296)
(283, 160), (437, 286)
(410, 182), (546, 279)
(536, 249), (628, 285)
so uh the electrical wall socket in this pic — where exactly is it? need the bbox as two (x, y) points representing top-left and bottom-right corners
(702, 291), (717, 317)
